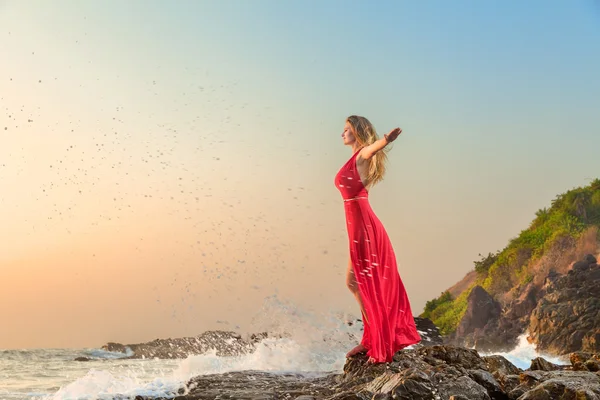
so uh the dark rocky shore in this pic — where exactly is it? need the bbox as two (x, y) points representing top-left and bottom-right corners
(97, 318), (443, 361)
(133, 345), (599, 400)
(100, 313), (600, 400)
(98, 253), (600, 399)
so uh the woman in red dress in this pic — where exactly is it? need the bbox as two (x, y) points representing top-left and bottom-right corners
(335, 115), (421, 364)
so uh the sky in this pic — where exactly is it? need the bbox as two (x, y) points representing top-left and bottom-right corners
(1, 0), (599, 349)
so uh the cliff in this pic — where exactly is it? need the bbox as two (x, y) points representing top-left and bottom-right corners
(422, 179), (600, 355)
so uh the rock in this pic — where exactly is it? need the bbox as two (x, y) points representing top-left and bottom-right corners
(482, 355), (522, 395)
(391, 371), (435, 399)
(364, 368), (435, 399)
(571, 352), (600, 372)
(544, 269), (561, 286)
(483, 355), (522, 377)
(517, 370), (600, 399)
(449, 286), (523, 353)
(420, 345), (487, 370)
(529, 357), (564, 371)
(102, 342), (128, 353)
(497, 375), (521, 396)
(468, 369), (508, 399)
(455, 286), (502, 339)
(341, 353), (388, 385)
(175, 370), (338, 400)
(342, 347), (600, 400)
(585, 359), (600, 372)
(508, 384), (529, 399)
(73, 356), (91, 361)
(571, 352), (594, 366)
(351, 345), (504, 399)
(137, 343), (600, 400)
(585, 254), (598, 264)
(582, 331), (600, 352)
(446, 254), (600, 356)
(435, 374), (491, 400)
(413, 317), (444, 347)
(102, 318), (442, 361)
(528, 261), (600, 355)
(573, 260), (591, 272)
(326, 393), (362, 400)
(100, 330), (277, 359)
(568, 330), (586, 350)
(507, 283), (538, 320)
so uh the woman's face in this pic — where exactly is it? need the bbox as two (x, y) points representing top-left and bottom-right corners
(342, 121), (356, 146)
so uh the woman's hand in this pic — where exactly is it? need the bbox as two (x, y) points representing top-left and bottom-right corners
(384, 127), (402, 143)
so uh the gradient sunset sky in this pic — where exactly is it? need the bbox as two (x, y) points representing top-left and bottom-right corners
(1, 0), (599, 349)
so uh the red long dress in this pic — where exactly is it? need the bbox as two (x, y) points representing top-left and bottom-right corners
(335, 149), (421, 362)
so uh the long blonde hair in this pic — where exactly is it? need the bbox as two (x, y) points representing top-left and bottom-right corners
(346, 115), (389, 187)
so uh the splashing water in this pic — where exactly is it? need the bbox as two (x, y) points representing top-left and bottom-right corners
(174, 295), (363, 380)
(4, 296), (570, 400)
(45, 368), (183, 400)
(3, 297), (363, 400)
(481, 333), (570, 370)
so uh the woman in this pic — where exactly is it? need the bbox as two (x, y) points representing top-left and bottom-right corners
(335, 115), (421, 364)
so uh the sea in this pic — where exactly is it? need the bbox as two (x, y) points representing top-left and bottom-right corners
(1, 302), (570, 400)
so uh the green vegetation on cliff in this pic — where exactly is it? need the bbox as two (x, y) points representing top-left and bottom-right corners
(421, 179), (600, 335)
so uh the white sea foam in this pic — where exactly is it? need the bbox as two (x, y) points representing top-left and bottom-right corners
(9, 298), (571, 400)
(482, 333), (569, 370)
(22, 297), (361, 400)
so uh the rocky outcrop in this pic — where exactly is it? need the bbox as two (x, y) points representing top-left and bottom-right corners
(447, 284), (526, 353)
(103, 318), (443, 360)
(571, 352), (600, 372)
(456, 286), (502, 337)
(412, 316), (444, 347)
(509, 370), (600, 399)
(529, 254), (600, 355)
(450, 254), (600, 356)
(138, 345), (600, 400)
(450, 285), (518, 352)
(101, 330), (269, 359)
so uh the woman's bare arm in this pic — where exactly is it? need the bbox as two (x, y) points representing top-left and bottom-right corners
(359, 127), (402, 160)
